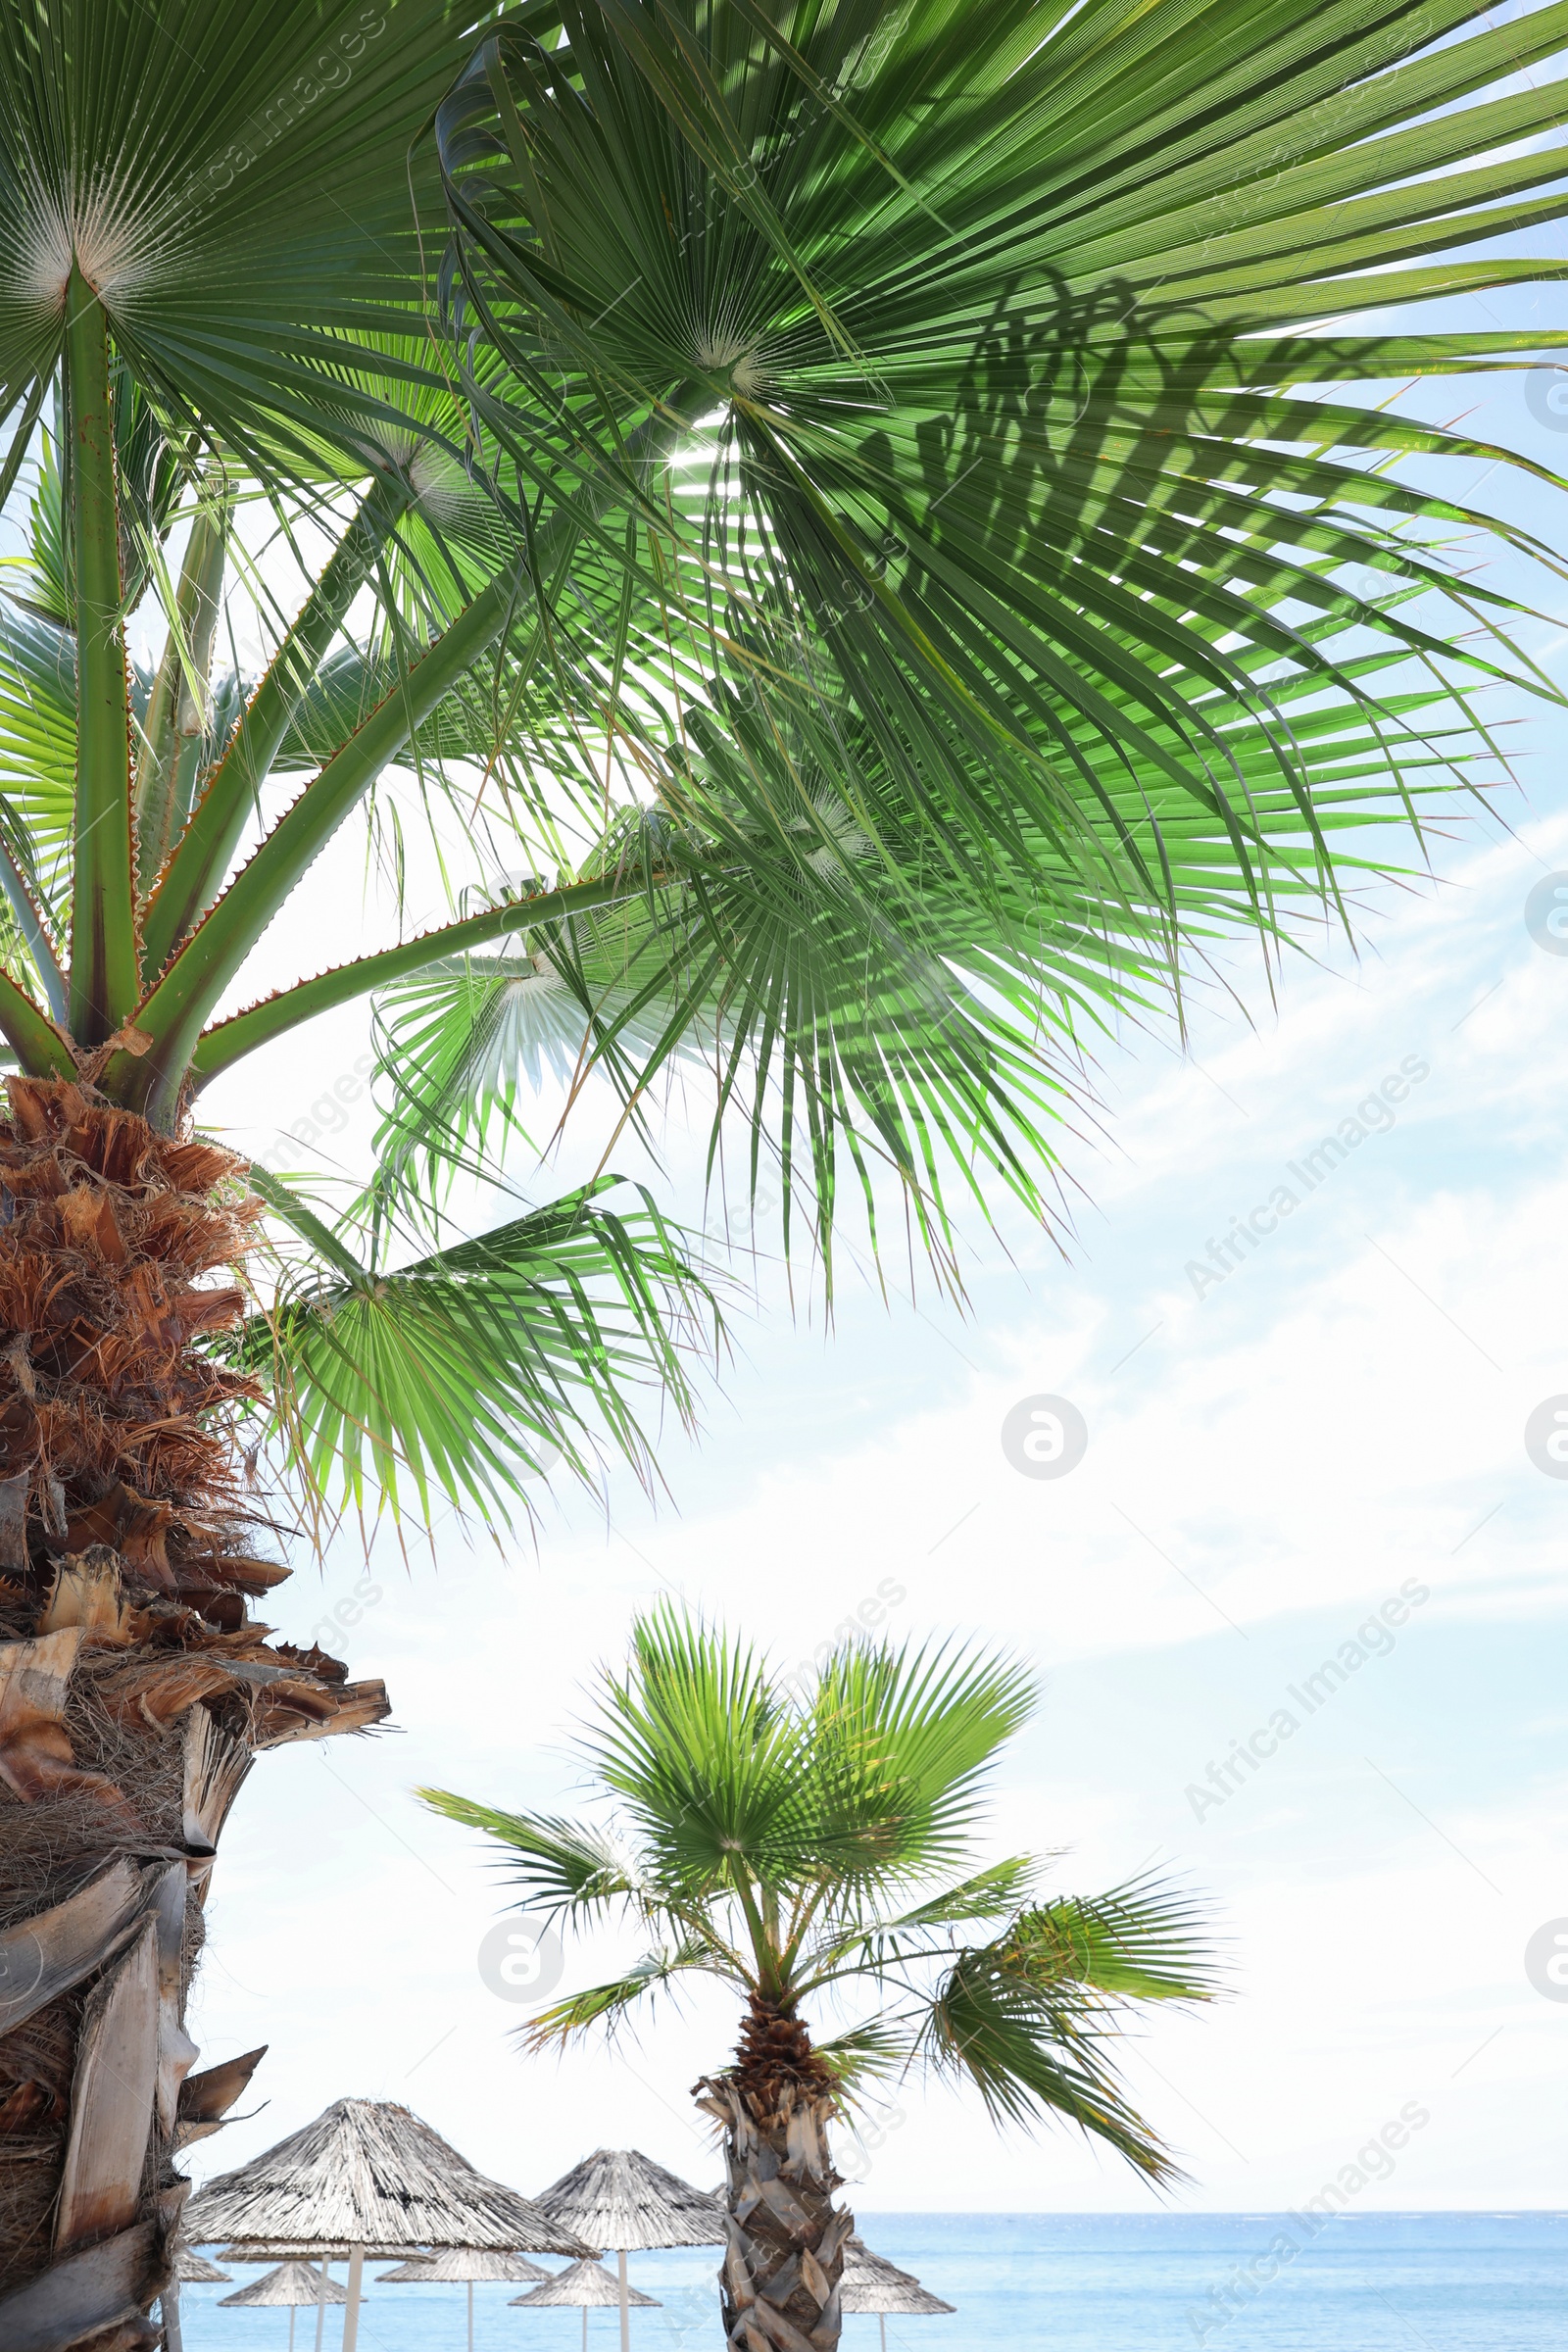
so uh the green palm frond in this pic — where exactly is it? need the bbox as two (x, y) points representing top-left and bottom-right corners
(587, 1602), (813, 1891)
(909, 1881), (1219, 2176)
(915, 1939), (1193, 2180)
(1, 379), (183, 625)
(416, 1792), (639, 1915)
(797, 1637), (1038, 1895)
(1015, 1876), (1225, 2002)
(0, 606), (76, 873)
(0, 0), (1559, 1549)
(412, 0), (1564, 1264)
(807, 2015), (912, 2092)
(228, 1173), (719, 1531)
(810, 1857), (1045, 1971)
(271, 646), (528, 770)
(521, 1940), (718, 2047)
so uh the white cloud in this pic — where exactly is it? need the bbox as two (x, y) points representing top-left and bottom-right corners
(186, 808), (1568, 2212)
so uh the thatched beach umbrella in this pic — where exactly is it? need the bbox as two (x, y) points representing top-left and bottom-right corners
(511, 2257), (661, 2352)
(534, 2148), (723, 2352)
(219, 2260), (347, 2352)
(378, 2245), (553, 2352)
(212, 2236), (411, 2336)
(840, 2236), (956, 2350)
(186, 2098), (594, 2352)
(175, 2247), (231, 2282)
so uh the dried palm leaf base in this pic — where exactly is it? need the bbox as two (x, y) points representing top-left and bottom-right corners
(0, 1081), (389, 2338)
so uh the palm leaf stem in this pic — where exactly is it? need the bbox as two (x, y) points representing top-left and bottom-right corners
(64, 265), (138, 1046)
(119, 413), (683, 1122)
(135, 481), (231, 890)
(0, 962), (74, 1076)
(138, 474), (413, 978)
(0, 840), (66, 1023)
(248, 1164), (373, 1285)
(189, 869), (668, 1087)
(727, 1851), (781, 2001)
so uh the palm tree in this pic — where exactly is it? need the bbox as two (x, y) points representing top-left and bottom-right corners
(0, 0), (1560, 2333)
(422, 1607), (1220, 2352)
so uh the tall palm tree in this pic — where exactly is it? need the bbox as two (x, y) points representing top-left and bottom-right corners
(423, 1606), (1221, 2351)
(0, 0), (1560, 2336)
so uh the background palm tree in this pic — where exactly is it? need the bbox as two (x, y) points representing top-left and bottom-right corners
(0, 0), (1561, 2336)
(423, 1605), (1221, 2352)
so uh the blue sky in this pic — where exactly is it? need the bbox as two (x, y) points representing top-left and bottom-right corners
(182, 761), (1568, 2217)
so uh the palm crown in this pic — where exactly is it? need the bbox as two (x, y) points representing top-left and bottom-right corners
(422, 1605), (1220, 2184)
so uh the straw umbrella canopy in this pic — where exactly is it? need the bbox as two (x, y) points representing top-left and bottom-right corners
(220, 2263), (350, 2305)
(377, 2246), (554, 2352)
(218, 2261), (348, 2352)
(174, 2248), (231, 2282)
(840, 2236), (956, 2351)
(216, 2242), (412, 2262)
(511, 2257), (661, 2352)
(378, 2248), (552, 2280)
(533, 2148), (723, 2352)
(186, 2098), (594, 2352)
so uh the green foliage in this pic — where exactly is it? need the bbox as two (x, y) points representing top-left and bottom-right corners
(421, 1603), (1221, 2182)
(232, 1173), (719, 1534)
(0, 0), (1560, 1516)
(413, 0), (1567, 1259)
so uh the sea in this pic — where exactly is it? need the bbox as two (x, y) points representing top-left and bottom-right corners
(177, 2213), (1567, 2350)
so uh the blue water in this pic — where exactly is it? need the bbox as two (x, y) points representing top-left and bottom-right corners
(179, 2213), (1568, 2351)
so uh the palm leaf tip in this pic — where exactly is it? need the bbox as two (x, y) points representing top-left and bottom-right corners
(227, 1174), (720, 1534)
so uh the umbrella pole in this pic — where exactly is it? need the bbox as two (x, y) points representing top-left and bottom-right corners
(289, 2311), (296, 2352)
(160, 2281), (182, 2352)
(341, 2242), (366, 2352)
(467, 2277), (474, 2352)
(617, 2248), (630, 2352)
(879, 2321), (887, 2352)
(314, 2260), (331, 2352)
(582, 2307), (588, 2352)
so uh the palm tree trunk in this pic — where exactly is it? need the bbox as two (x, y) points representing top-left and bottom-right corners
(0, 1078), (387, 2347)
(697, 2003), (853, 2352)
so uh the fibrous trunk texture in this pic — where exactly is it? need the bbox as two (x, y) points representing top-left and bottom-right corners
(697, 2000), (852, 2352)
(0, 1079), (387, 2348)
